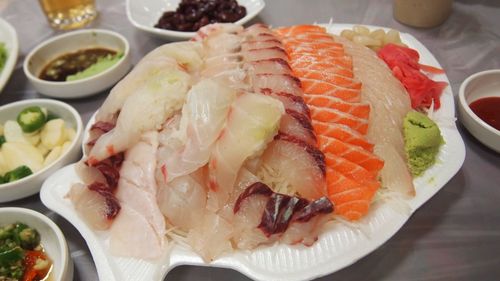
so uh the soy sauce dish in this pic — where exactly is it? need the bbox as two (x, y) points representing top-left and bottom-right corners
(458, 69), (500, 153)
(23, 29), (131, 99)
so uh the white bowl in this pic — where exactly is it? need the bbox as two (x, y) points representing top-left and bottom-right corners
(458, 69), (500, 153)
(0, 99), (83, 202)
(23, 29), (131, 99)
(126, 0), (266, 40)
(0, 207), (73, 281)
(0, 17), (19, 94)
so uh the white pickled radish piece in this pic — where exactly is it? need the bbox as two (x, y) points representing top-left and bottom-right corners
(1, 142), (44, 172)
(88, 59), (191, 163)
(160, 79), (236, 182)
(157, 174), (207, 231)
(109, 205), (164, 259)
(40, 119), (66, 149)
(3, 120), (29, 144)
(43, 146), (62, 166)
(260, 134), (326, 200)
(207, 93), (284, 210)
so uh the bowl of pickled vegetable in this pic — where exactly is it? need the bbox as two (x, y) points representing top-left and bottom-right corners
(0, 99), (83, 202)
(0, 207), (72, 281)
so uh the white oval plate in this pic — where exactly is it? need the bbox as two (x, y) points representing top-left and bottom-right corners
(0, 17), (18, 94)
(40, 24), (465, 281)
(126, 0), (265, 40)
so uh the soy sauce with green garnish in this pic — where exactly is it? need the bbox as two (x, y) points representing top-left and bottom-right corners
(39, 47), (116, 82)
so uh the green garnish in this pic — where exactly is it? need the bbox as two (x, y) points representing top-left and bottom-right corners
(0, 43), (7, 72)
(16, 106), (47, 133)
(3, 166), (33, 183)
(0, 135), (5, 148)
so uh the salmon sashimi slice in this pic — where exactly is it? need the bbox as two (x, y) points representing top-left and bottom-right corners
(294, 70), (362, 88)
(309, 106), (368, 134)
(304, 95), (370, 119)
(283, 40), (343, 50)
(293, 65), (353, 79)
(312, 121), (374, 151)
(291, 55), (353, 70)
(301, 80), (361, 102)
(291, 57), (354, 72)
(288, 48), (345, 57)
(326, 167), (379, 220)
(324, 153), (378, 182)
(308, 100), (369, 120)
(274, 25), (326, 37)
(318, 135), (384, 173)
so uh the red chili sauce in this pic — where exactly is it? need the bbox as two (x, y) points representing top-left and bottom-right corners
(469, 97), (500, 131)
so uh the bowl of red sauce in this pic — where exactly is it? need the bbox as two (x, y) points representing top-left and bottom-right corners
(458, 69), (500, 153)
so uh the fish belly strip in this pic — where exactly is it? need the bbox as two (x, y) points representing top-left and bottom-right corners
(312, 121), (374, 152)
(318, 135), (383, 173)
(326, 167), (378, 221)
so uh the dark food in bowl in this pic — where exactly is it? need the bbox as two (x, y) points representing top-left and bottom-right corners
(0, 222), (52, 281)
(155, 0), (247, 32)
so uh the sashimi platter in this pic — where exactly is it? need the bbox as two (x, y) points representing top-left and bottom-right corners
(40, 23), (465, 281)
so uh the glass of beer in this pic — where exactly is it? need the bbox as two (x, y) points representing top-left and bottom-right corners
(39, 0), (97, 30)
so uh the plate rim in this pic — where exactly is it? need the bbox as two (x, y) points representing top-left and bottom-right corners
(40, 23), (466, 281)
(0, 17), (19, 94)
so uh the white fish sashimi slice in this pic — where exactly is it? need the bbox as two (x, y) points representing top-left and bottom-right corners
(204, 32), (242, 54)
(67, 183), (112, 231)
(243, 47), (288, 62)
(109, 205), (164, 260)
(251, 74), (303, 96)
(207, 93), (284, 210)
(142, 41), (204, 72)
(157, 173), (207, 231)
(186, 211), (233, 262)
(193, 23), (243, 41)
(159, 79), (237, 182)
(232, 194), (273, 250)
(242, 39), (283, 52)
(334, 35), (415, 196)
(88, 62), (191, 163)
(279, 113), (316, 146)
(245, 58), (292, 75)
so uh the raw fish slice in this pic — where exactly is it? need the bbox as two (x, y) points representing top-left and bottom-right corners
(296, 70), (362, 89)
(324, 153), (378, 182)
(242, 23), (275, 38)
(243, 47), (288, 62)
(283, 41), (343, 51)
(261, 90), (310, 117)
(109, 205), (164, 259)
(157, 173), (207, 231)
(204, 32), (242, 54)
(142, 41), (204, 72)
(67, 183), (118, 230)
(159, 79), (237, 182)
(201, 61), (242, 77)
(279, 112), (316, 145)
(302, 83), (361, 103)
(318, 135), (384, 173)
(280, 212), (330, 246)
(291, 55), (353, 69)
(259, 133), (326, 199)
(334, 36), (415, 196)
(208, 93), (284, 210)
(293, 64), (353, 79)
(326, 167), (379, 220)
(74, 161), (106, 185)
(274, 25), (326, 37)
(375, 144), (415, 198)
(309, 106), (369, 134)
(242, 39), (283, 51)
(312, 121), (374, 151)
(193, 23), (243, 41)
(289, 32), (334, 41)
(187, 211), (233, 262)
(245, 58), (292, 75)
(88, 62), (191, 163)
(251, 74), (303, 96)
(305, 96), (370, 119)
(95, 57), (179, 124)
(289, 48), (345, 58)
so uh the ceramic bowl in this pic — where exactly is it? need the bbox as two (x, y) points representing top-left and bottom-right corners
(458, 69), (500, 153)
(126, 0), (265, 40)
(0, 207), (73, 281)
(0, 17), (19, 94)
(23, 29), (130, 99)
(0, 99), (83, 202)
